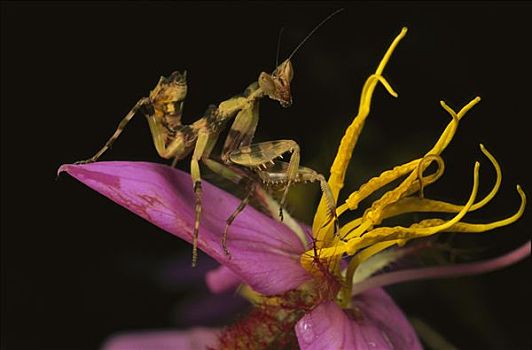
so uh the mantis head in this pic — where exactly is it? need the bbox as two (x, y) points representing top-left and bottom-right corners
(257, 8), (342, 108)
(258, 59), (293, 108)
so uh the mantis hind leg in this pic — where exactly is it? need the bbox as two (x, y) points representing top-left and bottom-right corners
(228, 139), (300, 220)
(222, 189), (252, 257)
(202, 158), (254, 257)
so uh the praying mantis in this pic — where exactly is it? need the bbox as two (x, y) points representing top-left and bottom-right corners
(76, 10), (342, 266)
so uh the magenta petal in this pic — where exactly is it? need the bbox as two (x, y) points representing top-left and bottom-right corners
(101, 328), (219, 350)
(206, 265), (242, 294)
(59, 162), (311, 295)
(295, 288), (421, 350)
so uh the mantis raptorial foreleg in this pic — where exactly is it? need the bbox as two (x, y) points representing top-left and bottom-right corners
(228, 139), (300, 220)
(204, 157), (338, 256)
(221, 85), (260, 160)
(222, 100), (307, 220)
(202, 158), (284, 257)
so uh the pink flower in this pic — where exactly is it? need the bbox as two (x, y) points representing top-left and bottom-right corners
(59, 161), (423, 349)
(58, 161), (529, 349)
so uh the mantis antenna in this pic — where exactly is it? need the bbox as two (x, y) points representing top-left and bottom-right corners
(287, 8), (344, 61)
(275, 27), (285, 68)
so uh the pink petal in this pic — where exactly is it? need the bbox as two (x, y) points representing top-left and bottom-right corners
(295, 288), (421, 350)
(59, 162), (311, 295)
(101, 328), (219, 350)
(206, 265), (242, 294)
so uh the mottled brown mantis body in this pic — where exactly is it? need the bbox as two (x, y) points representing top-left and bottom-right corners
(76, 10), (342, 266)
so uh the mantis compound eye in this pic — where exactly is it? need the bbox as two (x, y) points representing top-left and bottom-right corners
(258, 69), (292, 108)
(275, 59), (293, 83)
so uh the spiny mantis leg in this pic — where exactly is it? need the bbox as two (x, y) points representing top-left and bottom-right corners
(204, 159), (330, 256)
(217, 101), (261, 253)
(258, 161), (339, 233)
(185, 105), (225, 266)
(221, 88), (260, 162)
(223, 188), (253, 257)
(228, 140), (300, 221)
(190, 129), (212, 267)
(75, 97), (149, 164)
(202, 158), (256, 257)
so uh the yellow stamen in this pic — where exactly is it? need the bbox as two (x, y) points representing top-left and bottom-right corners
(431, 98), (481, 155)
(336, 98), (480, 224)
(338, 217), (363, 239)
(409, 185), (525, 233)
(335, 98), (481, 240)
(416, 154), (445, 199)
(312, 27), (408, 244)
(239, 284), (265, 304)
(339, 159), (421, 214)
(379, 144), (501, 220)
(345, 161), (480, 253)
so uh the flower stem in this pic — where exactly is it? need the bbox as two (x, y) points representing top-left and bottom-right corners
(351, 241), (530, 296)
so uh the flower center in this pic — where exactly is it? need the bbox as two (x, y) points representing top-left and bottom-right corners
(218, 280), (334, 350)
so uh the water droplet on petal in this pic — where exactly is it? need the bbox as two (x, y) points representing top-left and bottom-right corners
(298, 319), (316, 344)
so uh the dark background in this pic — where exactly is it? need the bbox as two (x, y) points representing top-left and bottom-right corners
(2, 2), (530, 349)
